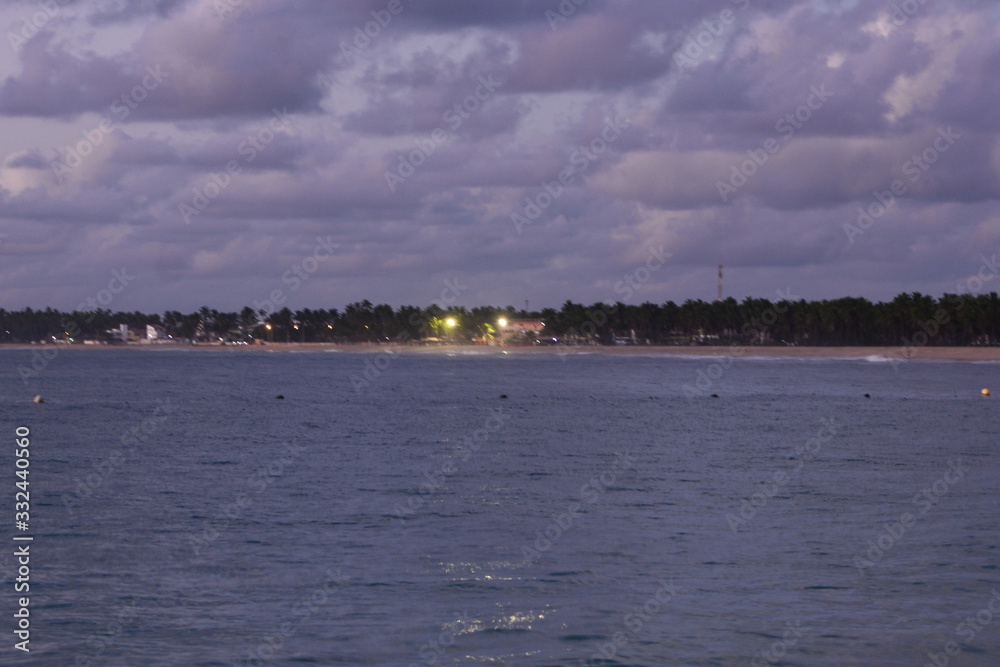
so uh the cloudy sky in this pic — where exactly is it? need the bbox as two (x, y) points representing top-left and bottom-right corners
(0, 0), (997, 313)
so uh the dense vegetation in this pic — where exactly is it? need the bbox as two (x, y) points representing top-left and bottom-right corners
(1, 292), (998, 346)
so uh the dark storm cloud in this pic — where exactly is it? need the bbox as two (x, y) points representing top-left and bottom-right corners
(393, 0), (574, 28)
(0, 0), (800, 122)
(342, 42), (518, 137)
(6, 151), (49, 170)
(0, 34), (138, 118)
(1, 4), (329, 120)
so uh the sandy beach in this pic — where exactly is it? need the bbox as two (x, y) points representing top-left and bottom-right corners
(7, 342), (998, 361)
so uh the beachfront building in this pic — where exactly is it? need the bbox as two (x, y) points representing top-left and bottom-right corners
(499, 319), (545, 343)
(106, 324), (130, 342)
(146, 324), (166, 341)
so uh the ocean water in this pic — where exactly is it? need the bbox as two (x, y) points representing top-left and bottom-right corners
(1, 347), (998, 666)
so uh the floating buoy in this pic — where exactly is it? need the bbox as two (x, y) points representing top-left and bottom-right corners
(33, 395), (44, 403)
(864, 393), (871, 398)
(710, 393), (719, 398)
(275, 394), (285, 400)
(983, 388), (991, 397)
(499, 394), (508, 399)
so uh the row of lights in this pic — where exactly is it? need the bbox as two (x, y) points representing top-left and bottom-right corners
(261, 317), (511, 332)
(444, 317), (507, 328)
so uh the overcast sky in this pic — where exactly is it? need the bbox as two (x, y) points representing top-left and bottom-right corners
(0, 0), (997, 313)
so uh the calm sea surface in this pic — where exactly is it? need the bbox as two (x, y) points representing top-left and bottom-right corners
(1, 348), (998, 666)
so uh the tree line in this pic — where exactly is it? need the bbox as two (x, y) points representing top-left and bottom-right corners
(1, 292), (998, 346)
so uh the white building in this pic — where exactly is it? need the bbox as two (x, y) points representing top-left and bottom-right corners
(499, 319), (545, 339)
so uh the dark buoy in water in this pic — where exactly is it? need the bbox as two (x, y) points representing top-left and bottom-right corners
(276, 394), (285, 400)
(710, 393), (719, 398)
(33, 395), (44, 403)
(499, 394), (508, 399)
(864, 393), (871, 398)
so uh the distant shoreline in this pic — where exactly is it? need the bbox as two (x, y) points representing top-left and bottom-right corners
(2, 342), (998, 361)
